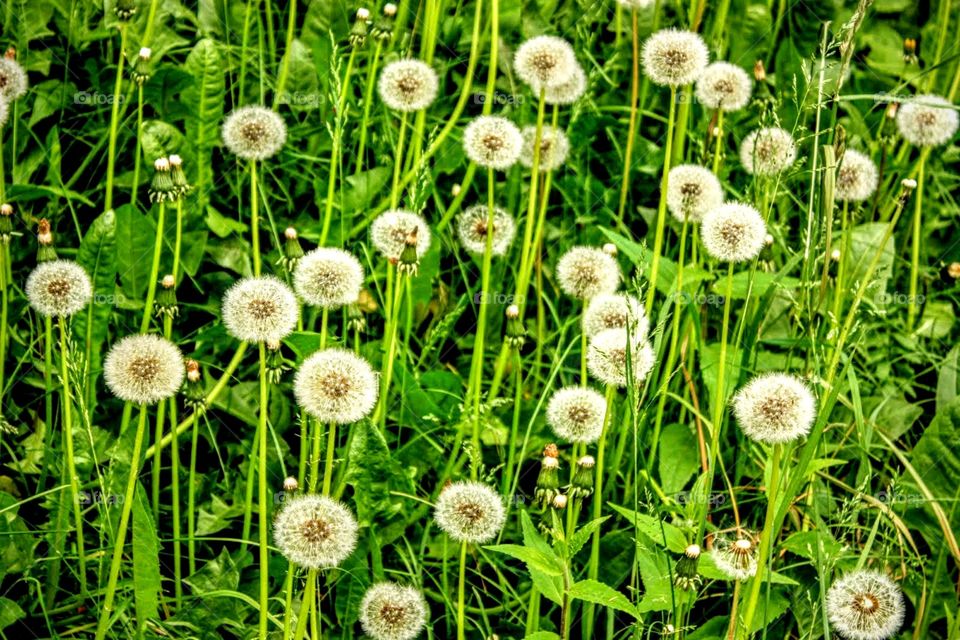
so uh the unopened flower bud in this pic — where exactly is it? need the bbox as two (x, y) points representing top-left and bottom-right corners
(569, 455), (595, 499)
(451, 183), (462, 197)
(149, 157), (177, 203)
(0, 203), (15, 244)
(131, 47), (152, 85)
(155, 274), (179, 319)
(115, 0), (137, 20)
(283, 476), (299, 492)
(948, 262), (960, 280)
(602, 242), (617, 257)
(505, 304), (526, 349)
(764, 233), (774, 247)
(37, 218), (57, 261)
(551, 493), (567, 510)
(349, 8), (370, 46)
(535, 454), (561, 508)
(266, 340), (289, 384)
(830, 248), (841, 262)
(184, 359), (206, 412)
(168, 154), (191, 198)
(371, 3), (397, 40)
(753, 59), (766, 83)
(397, 228), (421, 276)
(674, 543), (702, 590)
(278, 226), (305, 273)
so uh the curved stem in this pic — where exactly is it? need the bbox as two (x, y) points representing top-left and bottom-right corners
(740, 444), (782, 634)
(58, 318), (87, 595)
(140, 201), (166, 332)
(617, 10), (640, 222)
(585, 384), (617, 637)
(907, 149), (928, 329)
(645, 86), (678, 314)
(105, 25), (127, 212)
(353, 41), (384, 176)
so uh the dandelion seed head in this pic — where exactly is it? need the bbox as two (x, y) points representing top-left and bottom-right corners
(544, 63), (587, 105)
(583, 293), (649, 339)
(222, 277), (299, 343)
(826, 570), (905, 640)
(712, 534), (758, 581)
(294, 348), (379, 424)
(274, 494), (359, 569)
(514, 35), (577, 93)
(732, 372), (816, 444)
(370, 209), (432, 261)
(739, 127), (796, 175)
(641, 29), (709, 87)
(701, 202), (767, 263)
(667, 164), (724, 223)
(104, 334), (185, 405)
(556, 246), (622, 300)
(222, 106), (287, 160)
(695, 62), (753, 111)
(25, 260), (93, 318)
(896, 94), (959, 147)
(836, 150), (879, 202)
(616, 0), (655, 9)
(359, 582), (429, 640)
(433, 481), (506, 543)
(546, 386), (607, 444)
(378, 59), (439, 112)
(586, 328), (655, 388)
(456, 205), (516, 256)
(0, 57), (28, 101)
(293, 248), (365, 309)
(463, 116), (523, 170)
(520, 125), (570, 172)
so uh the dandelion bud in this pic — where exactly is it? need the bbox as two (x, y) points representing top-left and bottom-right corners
(2, 203), (20, 245)
(505, 304), (526, 349)
(535, 454), (561, 508)
(278, 226), (305, 273)
(885, 102), (898, 120)
(543, 443), (559, 458)
(753, 59), (766, 83)
(551, 493), (568, 510)
(830, 248), (841, 262)
(602, 242), (617, 256)
(184, 359), (206, 412)
(155, 274), (179, 319)
(712, 534), (758, 581)
(349, 8), (370, 46)
(947, 262), (960, 279)
(569, 455), (595, 499)
(37, 219), (57, 261)
(115, 0), (137, 21)
(826, 570), (905, 640)
(283, 476), (299, 493)
(131, 47), (152, 85)
(347, 302), (367, 333)
(903, 37), (918, 64)
(371, 4), (397, 41)
(451, 183), (462, 197)
(765, 233), (774, 247)
(167, 154), (191, 198)
(149, 157), (177, 203)
(265, 340), (289, 384)
(674, 543), (702, 590)
(897, 179), (917, 207)
(397, 228), (421, 276)
(384, 2), (397, 15)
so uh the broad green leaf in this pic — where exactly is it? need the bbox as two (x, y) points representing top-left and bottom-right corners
(568, 579), (639, 620)
(566, 516), (608, 558)
(183, 39), (225, 208)
(0, 597), (24, 630)
(486, 544), (564, 577)
(132, 483), (161, 625)
(75, 208), (117, 408)
(658, 423), (700, 494)
(608, 504), (687, 553)
(937, 346), (960, 412)
(115, 204), (156, 301)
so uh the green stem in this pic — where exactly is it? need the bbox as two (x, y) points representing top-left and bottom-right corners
(251, 160), (262, 276)
(585, 385), (617, 638)
(105, 25), (128, 212)
(457, 540), (468, 640)
(132, 84), (144, 203)
(353, 41), (383, 176)
(95, 405), (149, 640)
(273, 0), (298, 105)
(321, 423), (337, 496)
(292, 568), (317, 640)
(907, 150), (928, 330)
(58, 318), (87, 595)
(616, 10), (640, 222)
(740, 444), (783, 634)
(645, 86), (678, 314)
(140, 201), (166, 333)
(187, 409), (201, 575)
(320, 47), (357, 244)
(390, 112), (409, 209)
(258, 344), (270, 640)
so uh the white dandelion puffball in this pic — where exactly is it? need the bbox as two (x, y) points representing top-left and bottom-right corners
(546, 386), (607, 444)
(739, 127), (797, 176)
(378, 59), (439, 112)
(545, 63), (587, 105)
(701, 202), (767, 263)
(221, 277), (299, 343)
(836, 150), (879, 203)
(732, 372), (817, 444)
(514, 35), (577, 93)
(711, 536), (758, 581)
(0, 57), (28, 101)
(641, 29), (709, 87)
(274, 494), (359, 569)
(104, 334), (185, 405)
(617, 0), (655, 9)
(462, 116), (523, 170)
(293, 248), (364, 309)
(695, 62), (753, 112)
(826, 570), (905, 640)
(456, 205), (517, 256)
(586, 328), (655, 388)
(359, 582), (429, 640)
(25, 260), (93, 318)
(520, 125), (570, 172)
(370, 209), (432, 261)
(583, 293), (649, 339)
(433, 481), (506, 543)
(294, 348), (379, 424)
(0, 98), (7, 128)
(667, 164), (724, 223)
(222, 105), (287, 160)
(896, 94), (959, 147)
(556, 246), (622, 300)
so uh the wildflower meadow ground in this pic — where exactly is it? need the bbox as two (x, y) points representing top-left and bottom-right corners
(0, 0), (958, 639)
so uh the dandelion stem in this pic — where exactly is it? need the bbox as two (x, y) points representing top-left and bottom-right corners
(585, 384), (617, 637)
(292, 568), (317, 640)
(258, 342), (270, 640)
(58, 317), (87, 596)
(132, 84), (144, 203)
(95, 405), (149, 640)
(457, 539), (468, 640)
(354, 41), (384, 176)
(105, 24), (127, 212)
(907, 148), (929, 330)
(140, 200), (165, 333)
(321, 422), (337, 497)
(251, 159), (262, 276)
(390, 112), (409, 209)
(616, 9), (640, 223)
(740, 443), (782, 635)
(646, 86), (678, 314)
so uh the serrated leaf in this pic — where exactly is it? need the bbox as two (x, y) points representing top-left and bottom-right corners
(486, 544), (564, 576)
(183, 39), (225, 208)
(566, 516), (608, 558)
(568, 579), (639, 619)
(608, 504), (688, 553)
(75, 208), (117, 407)
(132, 483), (160, 625)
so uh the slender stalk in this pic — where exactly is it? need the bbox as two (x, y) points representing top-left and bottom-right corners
(907, 149), (929, 329)
(140, 201), (166, 332)
(320, 47), (357, 244)
(585, 384), (617, 638)
(457, 540), (468, 640)
(131, 84), (144, 203)
(258, 344), (270, 640)
(354, 41), (384, 176)
(58, 318), (87, 595)
(95, 405), (149, 640)
(616, 10), (640, 222)
(321, 423), (337, 496)
(273, 0), (298, 105)
(251, 160), (262, 276)
(514, 90), (546, 311)
(187, 409), (202, 575)
(292, 568), (318, 640)
(374, 266), (405, 426)
(105, 25), (128, 212)
(645, 86), (678, 314)
(0, 244), (7, 407)
(740, 444), (783, 634)
(390, 112), (410, 209)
